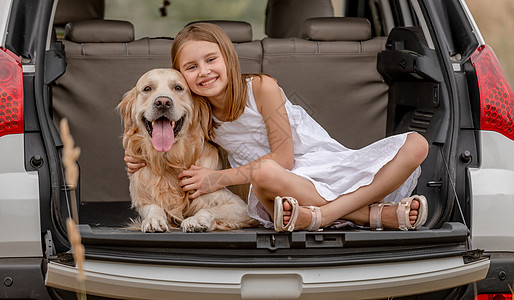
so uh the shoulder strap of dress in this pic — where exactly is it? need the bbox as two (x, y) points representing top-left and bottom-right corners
(246, 77), (259, 110)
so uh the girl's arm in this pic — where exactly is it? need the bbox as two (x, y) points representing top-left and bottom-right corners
(253, 75), (295, 169)
(124, 151), (146, 174)
(180, 75), (294, 199)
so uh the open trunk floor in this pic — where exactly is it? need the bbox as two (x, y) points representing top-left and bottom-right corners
(75, 203), (474, 267)
(80, 201), (138, 227)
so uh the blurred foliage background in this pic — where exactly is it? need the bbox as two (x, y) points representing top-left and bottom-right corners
(106, 0), (267, 39)
(467, 0), (514, 87)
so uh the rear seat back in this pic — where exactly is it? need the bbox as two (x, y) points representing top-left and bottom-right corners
(53, 17), (387, 203)
(262, 17), (389, 149)
(54, 0), (104, 27)
(265, 0), (334, 38)
(53, 20), (262, 203)
(53, 20), (173, 203)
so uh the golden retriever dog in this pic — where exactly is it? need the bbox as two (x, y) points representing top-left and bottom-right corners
(117, 68), (256, 232)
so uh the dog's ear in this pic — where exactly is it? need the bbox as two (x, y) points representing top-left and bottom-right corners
(192, 95), (214, 141)
(117, 87), (137, 131)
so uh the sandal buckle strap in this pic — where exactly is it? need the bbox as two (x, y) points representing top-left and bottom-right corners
(306, 206), (322, 231)
(274, 196), (300, 232)
(397, 198), (411, 231)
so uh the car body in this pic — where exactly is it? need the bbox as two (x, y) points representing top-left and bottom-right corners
(0, 0), (513, 299)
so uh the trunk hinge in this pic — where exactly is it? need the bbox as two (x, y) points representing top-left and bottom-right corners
(463, 249), (486, 263)
(44, 230), (57, 260)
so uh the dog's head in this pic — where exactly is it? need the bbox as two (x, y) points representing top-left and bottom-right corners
(118, 68), (199, 152)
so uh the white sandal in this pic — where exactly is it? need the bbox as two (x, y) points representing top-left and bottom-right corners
(306, 206), (323, 231)
(274, 196), (323, 232)
(369, 195), (428, 231)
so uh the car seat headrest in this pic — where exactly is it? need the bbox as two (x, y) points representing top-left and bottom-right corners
(54, 0), (105, 26)
(265, 0), (334, 38)
(186, 21), (253, 43)
(64, 20), (135, 43)
(300, 17), (372, 41)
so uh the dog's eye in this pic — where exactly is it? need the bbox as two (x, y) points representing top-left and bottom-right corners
(174, 85), (184, 91)
(143, 86), (152, 92)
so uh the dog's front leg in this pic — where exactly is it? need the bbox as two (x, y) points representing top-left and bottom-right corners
(181, 208), (215, 232)
(139, 204), (169, 233)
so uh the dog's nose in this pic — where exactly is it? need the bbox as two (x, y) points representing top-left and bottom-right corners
(154, 97), (173, 110)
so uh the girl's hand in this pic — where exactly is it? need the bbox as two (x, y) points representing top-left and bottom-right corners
(124, 151), (146, 174)
(179, 165), (225, 200)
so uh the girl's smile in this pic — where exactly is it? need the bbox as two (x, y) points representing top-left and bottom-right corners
(178, 40), (228, 107)
(199, 77), (217, 86)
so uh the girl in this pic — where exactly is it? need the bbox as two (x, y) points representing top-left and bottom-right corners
(125, 23), (429, 232)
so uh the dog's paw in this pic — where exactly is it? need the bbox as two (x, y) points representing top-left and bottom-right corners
(181, 215), (214, 232)
(141, 216), (169, 233)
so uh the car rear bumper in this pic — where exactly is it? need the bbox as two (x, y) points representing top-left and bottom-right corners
(470, 131), (514, 251)
(46, 256), (489, 300)
(0, 134), (41, 258)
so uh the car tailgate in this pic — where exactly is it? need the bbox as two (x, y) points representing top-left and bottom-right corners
(45, 222), (489, 299)
(46, 255), (489, 299)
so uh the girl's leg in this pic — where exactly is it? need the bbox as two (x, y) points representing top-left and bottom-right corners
(250, 159), (329, 214)
(251, 132), (429, 229)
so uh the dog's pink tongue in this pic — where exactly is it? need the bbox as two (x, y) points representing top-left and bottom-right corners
(152, 119), (174, 152)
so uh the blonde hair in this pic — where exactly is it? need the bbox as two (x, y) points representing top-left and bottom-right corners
(171, 23), (251, 138)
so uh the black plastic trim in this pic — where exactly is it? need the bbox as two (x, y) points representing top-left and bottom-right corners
(476, 253), (514, 294)
(79, 222), (469, 248)
(28, 0), (71, 252)
(79, 245), (473, 268)
(0, 258), (51, 299)
(460, 252), (514, 298)
(70, 222), (477, 267)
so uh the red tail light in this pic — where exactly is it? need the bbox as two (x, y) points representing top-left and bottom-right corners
(475, 293), (513, 300)
(470, 45), (514, 140)
(0, 47), (24, 138)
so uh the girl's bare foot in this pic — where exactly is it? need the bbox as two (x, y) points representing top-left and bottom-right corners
(281, 201), (322, 230)
(378, 199), (420, 229)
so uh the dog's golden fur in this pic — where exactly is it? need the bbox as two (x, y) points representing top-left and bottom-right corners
(117, 68), (256, 232)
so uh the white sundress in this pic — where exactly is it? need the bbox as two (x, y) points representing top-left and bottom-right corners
(213, 79), (421, 228)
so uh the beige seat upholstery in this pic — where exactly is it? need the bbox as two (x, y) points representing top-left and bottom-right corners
(265, 0), (334, 38)
(53, 16), (388, 203)
(262, 17), (389, 149)
(53, 20), (173, 203)
(53, 0), (104, 38)
(53, 20), (261, 203)
(54, 0), (104, 26)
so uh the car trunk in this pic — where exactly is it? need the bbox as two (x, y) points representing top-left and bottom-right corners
(37, 0), (490, 298)
(43, 17), (480, 269)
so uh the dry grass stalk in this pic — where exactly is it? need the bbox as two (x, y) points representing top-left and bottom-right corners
(66, 218), (86, 281)
(60, 118), (86, 299)
(60, 118), (81, 223)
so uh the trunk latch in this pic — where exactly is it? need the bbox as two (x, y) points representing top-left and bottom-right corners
(257, 232), (344, 250)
